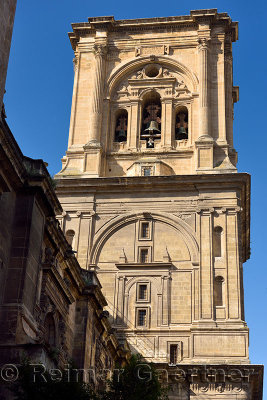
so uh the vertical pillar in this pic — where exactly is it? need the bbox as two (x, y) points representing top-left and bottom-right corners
(116, 276), (125, 325)
(198, 38), (209, 137)
(68, 53), (80, 148)
(225, 33), (234, 148)
(77, 212), (94, 269)
(226, 208), (241, 320)
(83, 44), (107, 176)
(161, 99), (173, 148)
(216, 33), (227, 143)
(199, 208), (213, 320)
(128, 100), (140, 149)
(161, 275), (169, 325)
(87, 44), (107, 145)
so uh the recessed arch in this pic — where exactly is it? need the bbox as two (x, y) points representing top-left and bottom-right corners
(106, 56), (199, 98)
(125, 276), (161, 295)
(90, 211), (199, 264)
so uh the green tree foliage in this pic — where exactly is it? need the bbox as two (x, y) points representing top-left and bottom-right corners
(99, 354), (168, 400)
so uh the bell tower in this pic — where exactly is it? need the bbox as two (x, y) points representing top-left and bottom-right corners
(55, 9), (263, 399)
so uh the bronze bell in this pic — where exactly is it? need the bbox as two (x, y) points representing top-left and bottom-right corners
(117, 129), (127, 142)
(144, 120), (161, 134)
(177, 127), (187, 135)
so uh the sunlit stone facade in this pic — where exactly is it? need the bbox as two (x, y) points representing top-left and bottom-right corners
(56, 9), (263, 398)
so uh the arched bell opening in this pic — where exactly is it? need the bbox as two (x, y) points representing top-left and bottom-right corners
(141, 91), (161, 149)
(175, 106), (188, 140)
(114, 109), (128, 143)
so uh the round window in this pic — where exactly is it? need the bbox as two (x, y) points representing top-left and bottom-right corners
(145, 65), (160, 78)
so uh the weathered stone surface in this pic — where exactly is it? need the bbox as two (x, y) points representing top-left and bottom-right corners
(55, 10), (263, 399)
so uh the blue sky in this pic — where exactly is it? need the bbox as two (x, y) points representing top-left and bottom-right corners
(5, 0), (267, 395)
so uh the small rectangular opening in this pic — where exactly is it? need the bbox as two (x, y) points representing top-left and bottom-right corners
(141, 222), (150, 238)
(138, 284), (148, 300)
(140, 249), (149, 263)
(170, 344), (178, 364)
(137, 309), (147, 326)
(143, 168), (151, 176)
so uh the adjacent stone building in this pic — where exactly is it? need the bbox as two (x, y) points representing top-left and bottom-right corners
(0, 0), (17, 111)
(0, 5), (129, 397)
(55, 9), (263, 398)
(0, 111), (128, 397)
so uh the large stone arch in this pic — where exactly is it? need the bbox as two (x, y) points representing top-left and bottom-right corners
(106, 55), (199, 98)
(90, 211), (199, 264)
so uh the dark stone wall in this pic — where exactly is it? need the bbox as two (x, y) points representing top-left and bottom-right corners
(0, 0), (17, 110)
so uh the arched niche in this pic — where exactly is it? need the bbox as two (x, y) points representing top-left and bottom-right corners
(213, 226), (223, 257)
(175, 105), (188, 140)
(106, 56), (198, 99)
(66, 229), (75, 247)
(126, 276), (161, 330)
(214, 276), (225, 307)
(140, 91), (162, 148)
(114, 109), (128, 142)
(90, 211), (199, 265)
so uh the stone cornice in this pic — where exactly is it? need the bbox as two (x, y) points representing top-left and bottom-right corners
(69, 10), (238, 50)
(55, 173), (250, 263)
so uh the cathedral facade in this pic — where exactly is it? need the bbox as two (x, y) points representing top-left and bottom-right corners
(55, 10), (263, 398)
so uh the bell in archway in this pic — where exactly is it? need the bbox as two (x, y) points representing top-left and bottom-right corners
(117, 129), (127, 142)
(178, 127), (187, 135)
(144, 120), (161, 134)
(176, 126), (187, 139)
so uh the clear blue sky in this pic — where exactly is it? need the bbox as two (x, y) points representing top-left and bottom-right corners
(4, 0), (266, 395)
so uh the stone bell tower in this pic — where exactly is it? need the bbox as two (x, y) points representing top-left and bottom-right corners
(55, 9), (263, 399)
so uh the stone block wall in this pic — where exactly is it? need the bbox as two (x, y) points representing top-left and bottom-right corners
(0, 0), (17, 110)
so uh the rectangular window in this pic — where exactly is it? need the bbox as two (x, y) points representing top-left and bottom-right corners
(143, 168), (151, 176)
(137, 309), (147, 326)
(138, 284), (148, 300)
(140, 249), (149, 263)
(170, 344), (178, 364)
(141, 222), (150, 238)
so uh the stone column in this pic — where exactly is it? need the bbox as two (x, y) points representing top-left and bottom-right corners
(226, 207), (241, 320)
(68, 54), (80, 148)
(77, 211), (94, 269)
(128, 99), (140, 149)
(198, 208), (214, 320)
(161, 99), (173, 149)
(198, 38), (209, 137)
(87, 44), (107, 145)
(224, 33), (234, 148)
(216, 33), (227, 143)
(161, 275), (170, 325)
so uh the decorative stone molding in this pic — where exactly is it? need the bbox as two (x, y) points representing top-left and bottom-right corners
(196, 207), (215, 215)
(93, 44), (107, 57)
(198, 37), (210, 51)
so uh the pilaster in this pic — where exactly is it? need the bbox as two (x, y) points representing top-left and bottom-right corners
(198, 36), (210, 138)
(161, 98), (173, 149)
(87, 44), (107, 146)
(198, 208), (214, 320)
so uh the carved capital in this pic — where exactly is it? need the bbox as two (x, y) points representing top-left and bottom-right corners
(198, 37), (210, 51)
(197, 207), (215, 215)
(93, 44), (107, 57)
(226, 206), (241, 215)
